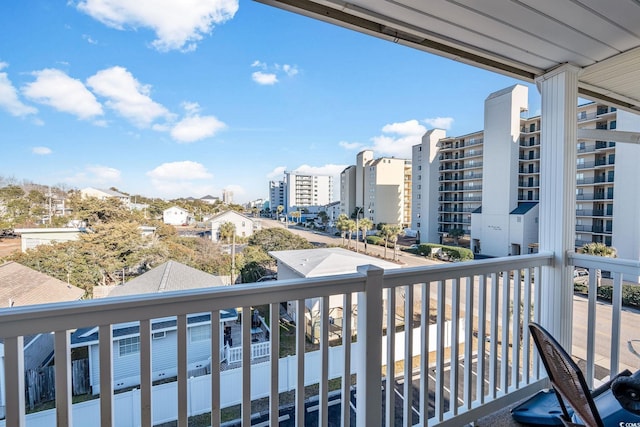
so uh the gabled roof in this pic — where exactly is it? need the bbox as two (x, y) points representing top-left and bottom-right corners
(164, 205), (191, 214)
(107, 260), (225, 297)
(269, 247), (400, 278)
(81, 187), (128, 198)
(0, 262), (84, 307)
(209, 210), (252, 223)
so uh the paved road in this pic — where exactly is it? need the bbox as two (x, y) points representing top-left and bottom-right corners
(260, 218), (441, 268)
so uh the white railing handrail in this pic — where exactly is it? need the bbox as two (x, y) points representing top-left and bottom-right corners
(568, 251), (640, 275)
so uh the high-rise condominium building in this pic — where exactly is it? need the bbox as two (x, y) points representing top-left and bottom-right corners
(411, 84), (640, 261)
(269, 180), (285, 213)
(340, 150), (412, 226)
(277, 171), (334, 213)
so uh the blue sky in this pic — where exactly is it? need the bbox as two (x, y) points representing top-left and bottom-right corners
(0, 0), (540, 203)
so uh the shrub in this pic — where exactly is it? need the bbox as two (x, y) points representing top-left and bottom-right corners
(573, 282), (640, 310)
(416, 243), (473, 261)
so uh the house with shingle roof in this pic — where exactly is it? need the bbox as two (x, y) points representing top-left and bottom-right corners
(162, 206), (194, 226)
(71, 261), (238, 395)
(0, 262), (85, 413)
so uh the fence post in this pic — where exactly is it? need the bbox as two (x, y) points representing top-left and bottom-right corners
(356, 265), (384, 427)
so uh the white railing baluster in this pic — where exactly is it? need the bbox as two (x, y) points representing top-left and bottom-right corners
(341, 292), (352, 427)
(386, 286), (396, 427)
(5, 336), (25, 427)
(295, 299), (305, 427)
(434, 280), (446, 422)
(489, 273), (499, 399)
(533, 265), (542, 379)
(140, 319), (152, 427)
(476, 274), (487, 404)
(586, 267), (598, 387)
(211, 310), (221, 427)
(500, 271), (510, 394)
(403, 284), (413, 426)
(463, 276), (474, 409)
(419, 282), (430, 424)
(450, 278), (460, 415)
(522, 268), (532, 383)
(99, 324), (113, 427)
(511, 270), (521, 389)
(177, 315), (188, 427)
(242, 306), (251, 425)
(269, 303), (279, 427)
(319, 295), (329, 427)
(54, 330), (72, 427)
(611, 272), (623, 376)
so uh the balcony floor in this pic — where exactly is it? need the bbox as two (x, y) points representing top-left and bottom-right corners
(475, 404), (534, 426)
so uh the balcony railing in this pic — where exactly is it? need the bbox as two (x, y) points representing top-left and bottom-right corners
(2, 252), (638, 426)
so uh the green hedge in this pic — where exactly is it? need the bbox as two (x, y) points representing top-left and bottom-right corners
(414, 243), (473, 261)
(366, 235), (395, 248)
(574, 282), (640, 310)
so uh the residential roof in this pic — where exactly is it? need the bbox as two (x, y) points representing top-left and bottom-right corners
(0, 261), (85, 308)
(82, 187), (128, 198)
(269, 247), (400, 278)
(164, 205), (190, 214)
(510, 202), (539, 215)
(209, 210), (252, 223)
(107, 260), (225, 297)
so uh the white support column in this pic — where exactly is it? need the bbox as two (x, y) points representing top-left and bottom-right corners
(536, 64), (580, 348)
(356, 265), (384, 427)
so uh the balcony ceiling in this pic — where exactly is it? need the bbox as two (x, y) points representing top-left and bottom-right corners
(257, 0), (640, 113)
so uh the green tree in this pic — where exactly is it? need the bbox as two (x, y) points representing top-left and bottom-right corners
(449, 228), (465, 246)
(248, 228), (313, 252)
(580, 242), (617, 287)
(346, 219), (357, 249)
(381, 224), (403, 260)
(239, 245), (274, 283)
(276, 205), (284, 220)
(358, 218), (374, 254)
(317, 211), (329, 227)
(336, 214), (351, 246)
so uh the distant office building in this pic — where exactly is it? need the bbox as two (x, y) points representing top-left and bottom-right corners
(269, 180), (285, 214)
(340, 150), (411, 227)
(411, 84), (640, 260)
(222, 189), (233, 204)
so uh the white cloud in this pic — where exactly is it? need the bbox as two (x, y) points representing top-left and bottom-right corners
(171, 115), (226, 143)
(87, 66), (171, 128)
(339, 140), (364, 150)
(146, 160), (215, 198)
(267, 166), (286, 180)
(0, 68), (38, 117)
(423, 116), (454, 130)
(147, 161), (212, 180)
(76, 0), (238, 52)
(251, 61), (299, 85)
(252, 71), (278, 86)
(32, 146), (52, 155)
(22, 69), (103, 120)
(82, 34), (98, 44)
(371, 119), (427, 158)
(63, 164), (122, 185)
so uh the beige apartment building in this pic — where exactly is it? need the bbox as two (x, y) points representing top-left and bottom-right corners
(340, 150), (411, 227)
(412, 84), (640, 260)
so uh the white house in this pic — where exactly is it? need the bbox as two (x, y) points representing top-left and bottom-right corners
(162, 206), (194, 226)
(14, 227), (87, 252)
(80, 187), (130, 206)
(209, 210), (261, 242)
(71, 261), (238, 395)
(268, 248), (399, 342)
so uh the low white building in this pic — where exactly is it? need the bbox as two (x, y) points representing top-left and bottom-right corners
(80, 187), (130, 206)
(209, 210), (261, 242)
(269, 248), (399, 342)
(162, 206), (194, 226)
(14, 227), (86, 252)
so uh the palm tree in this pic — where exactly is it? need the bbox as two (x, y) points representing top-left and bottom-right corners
(449, 228), (464, 246)
(381, 224), (402, 259)
(218, 221), (236, 244)
(336, 214), (351, 246)
(358, 218), (373, 254)
(580, 242), (617, 287)
(276, 205), (284, 220)
(346, 219), (357, 249)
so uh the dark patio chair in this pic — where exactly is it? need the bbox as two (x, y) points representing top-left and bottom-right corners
(529, 322), (604, 427)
